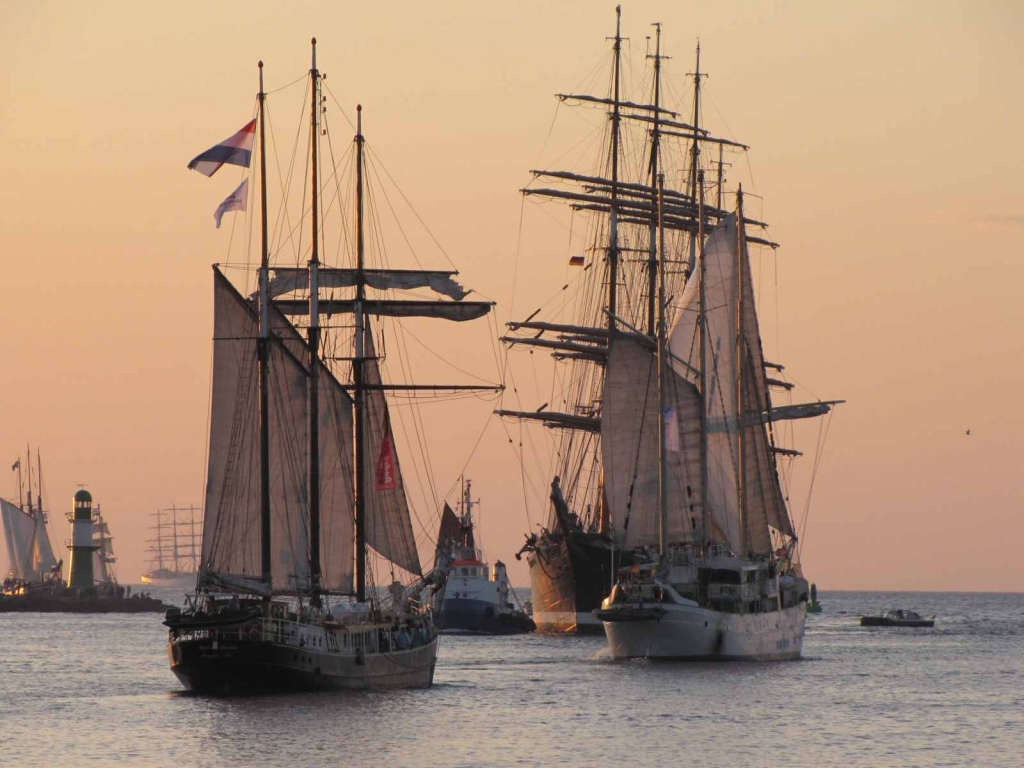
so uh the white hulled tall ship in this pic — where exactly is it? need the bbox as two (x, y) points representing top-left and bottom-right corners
(500, 8), (839, 642)
(165, 40), (497, 693)
(141, 504), (201, 586)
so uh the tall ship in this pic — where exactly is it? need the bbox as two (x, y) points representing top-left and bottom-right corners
(2, 448), (62, 594)
(434, 480), (534, 635)
(141, 504), (201, 586)
(500, 8), (838, 635)
(165, 40), (497, 693)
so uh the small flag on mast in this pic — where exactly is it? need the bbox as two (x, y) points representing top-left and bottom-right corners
(569, 255), (585, 266)
(11, 459), (19, 471)
(214, 179), (249, 228)
(187, 119), (256, 177)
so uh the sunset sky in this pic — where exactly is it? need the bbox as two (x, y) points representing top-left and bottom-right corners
(2, 1), (1022, 591)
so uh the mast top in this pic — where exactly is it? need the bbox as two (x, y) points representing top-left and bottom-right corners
(311, 37), (317, 71)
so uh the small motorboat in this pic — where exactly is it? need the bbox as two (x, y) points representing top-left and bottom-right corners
(860, 609), (935, 627)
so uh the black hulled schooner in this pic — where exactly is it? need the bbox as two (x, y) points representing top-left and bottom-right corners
(500, 9), (837, 634)
(166, 40), (496, 693)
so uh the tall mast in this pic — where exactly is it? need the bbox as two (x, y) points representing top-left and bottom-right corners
(656, 172), (668, 556)
(308, 38), (323, 605)
(646, 23), (665, 337)
(257, 60), (273, 587)
(353, 104), (367, 603)
(172, 504), (180, 572)
(686, 42), (704, 281)
(25, 443), (33, 514)
(35, 448), (42, 515)
(735, 185), (748, 556)
(607, 5), (623, 335)
(697, 169), (709, 549)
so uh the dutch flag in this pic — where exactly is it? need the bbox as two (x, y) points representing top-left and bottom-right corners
(187, 119), (256, 177)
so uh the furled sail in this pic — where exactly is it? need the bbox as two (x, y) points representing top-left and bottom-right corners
(601, 335), (704, 550)
(201, 268), (356, 594)
(266, 268), (470, 301)
(361, 323), (422, 577)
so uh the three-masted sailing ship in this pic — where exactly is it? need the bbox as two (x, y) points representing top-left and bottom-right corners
(141, 504), (201, 586)
(501, 8), (839, 644)
(166, 40), (496, 692)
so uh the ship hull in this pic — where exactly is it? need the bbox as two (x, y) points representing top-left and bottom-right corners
(169, 635), (438, 694)
(439, 597), (534, 635)
(527, 530), (631, 634)
(0, 594), (168, 613)
(601, 602), (806, 660)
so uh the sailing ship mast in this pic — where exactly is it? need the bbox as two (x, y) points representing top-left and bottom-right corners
(257, 59), (273, 590)
(353, 102), (368, 603)
(308, 38), (324, 608)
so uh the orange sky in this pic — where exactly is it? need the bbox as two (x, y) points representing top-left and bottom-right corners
(2, 1), (1022, 591)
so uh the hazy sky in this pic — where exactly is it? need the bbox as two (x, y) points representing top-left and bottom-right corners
(2, 1), (1022, 591)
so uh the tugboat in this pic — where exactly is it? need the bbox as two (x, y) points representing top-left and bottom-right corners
(435, 480), (534, 634)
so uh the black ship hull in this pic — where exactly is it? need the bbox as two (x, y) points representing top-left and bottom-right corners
(169, 634), (438, 694)
(438, 598), (535, 635)
(526, 529), (634, 634)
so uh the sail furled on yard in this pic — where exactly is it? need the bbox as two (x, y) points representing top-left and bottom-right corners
(266, 268), (470, 301)
(202, 268), (356, 594)
(361, 323), (422, 577)
(668, 214), (793, 555)
(601, 336), (704, 549)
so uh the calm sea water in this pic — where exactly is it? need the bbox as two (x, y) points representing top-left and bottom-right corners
(1, 589), (1021, 767)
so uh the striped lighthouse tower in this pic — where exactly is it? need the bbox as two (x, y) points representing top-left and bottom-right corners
(67, 488), (97, 588)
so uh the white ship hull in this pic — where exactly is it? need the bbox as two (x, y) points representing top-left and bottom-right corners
(602, 602), (806, 660)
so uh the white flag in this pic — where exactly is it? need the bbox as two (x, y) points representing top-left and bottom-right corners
(214, 178), (248, 228)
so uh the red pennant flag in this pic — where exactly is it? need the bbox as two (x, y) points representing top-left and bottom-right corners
(375, 433), (398, 490)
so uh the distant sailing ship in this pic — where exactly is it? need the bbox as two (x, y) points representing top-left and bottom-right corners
(141, 504), (201, 586)
(435, 480), (534, 635)
(2, 448), (62, 594)
(165, 40), (497, 693)
(500, 8), (839, 640)
(2, 450), (165, 612)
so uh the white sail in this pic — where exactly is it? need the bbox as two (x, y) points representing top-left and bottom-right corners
(201, 268), (357, 594)
(361, 323), (422, 577)
(601, 336), (704, 549)
(1, 497), (57, 581)
(737, 230), (794, 547)
(668, 213), (795, 555)
(669, 215), (742, 552)
(2, 498), (37, 579)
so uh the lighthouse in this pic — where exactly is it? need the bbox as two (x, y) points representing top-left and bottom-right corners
(67, 488), (96, 588)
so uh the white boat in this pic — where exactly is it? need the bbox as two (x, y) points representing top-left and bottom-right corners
(575, 16), (841, 660)
(165, 40), (496, 693)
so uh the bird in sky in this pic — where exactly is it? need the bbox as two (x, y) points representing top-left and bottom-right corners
(965, 429), (971, 436)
